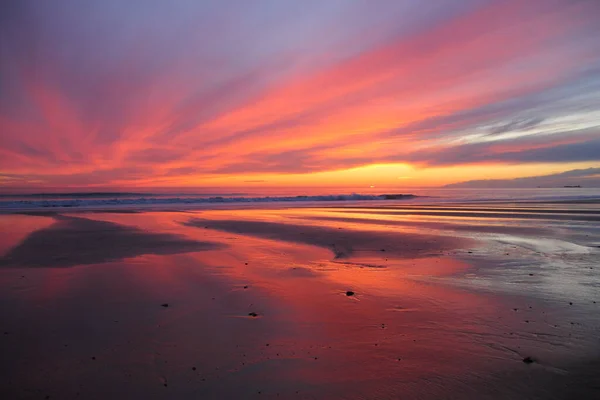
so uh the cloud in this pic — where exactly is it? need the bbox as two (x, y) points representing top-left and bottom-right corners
(486, 117), (545, 135)
(126, 148), (187, 164)
(405, 134), (600, 167)
(1, 0), (599, 188)
(445, 168), (600, 188)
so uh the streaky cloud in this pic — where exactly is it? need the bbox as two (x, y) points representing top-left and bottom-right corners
(0, 0), (599, 188)
(446, 168), (600, 188)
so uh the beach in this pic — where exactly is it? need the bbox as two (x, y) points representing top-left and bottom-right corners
(3, 0), (600, 397)
(1, 200), (599, 399)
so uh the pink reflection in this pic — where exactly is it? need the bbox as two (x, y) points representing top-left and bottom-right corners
(0, 214), (55, 256)
(0, 209), (597, 399)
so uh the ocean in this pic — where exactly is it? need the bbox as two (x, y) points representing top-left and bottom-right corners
(1, 187), (599, 211)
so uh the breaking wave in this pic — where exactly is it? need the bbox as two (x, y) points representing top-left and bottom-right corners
(0, 193), (416, 210)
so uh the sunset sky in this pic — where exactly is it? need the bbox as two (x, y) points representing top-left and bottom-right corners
(1, 0), (599, 191)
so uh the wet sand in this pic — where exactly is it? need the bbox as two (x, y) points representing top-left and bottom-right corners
(0, 203), (599, 399)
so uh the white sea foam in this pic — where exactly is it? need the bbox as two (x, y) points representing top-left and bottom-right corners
(0, 193), (416, 210)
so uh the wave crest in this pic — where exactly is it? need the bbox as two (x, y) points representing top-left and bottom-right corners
(0, 193), (416, 210)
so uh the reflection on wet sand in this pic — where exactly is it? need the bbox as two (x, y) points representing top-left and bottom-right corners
(184, 217), (470, 259)
(0, 204), (599, 399)
(0, 215), (222, 268)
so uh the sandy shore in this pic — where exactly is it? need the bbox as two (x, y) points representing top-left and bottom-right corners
(0, 203), (599, 399)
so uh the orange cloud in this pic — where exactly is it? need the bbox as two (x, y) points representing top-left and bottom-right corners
(0, 0), (599, 190)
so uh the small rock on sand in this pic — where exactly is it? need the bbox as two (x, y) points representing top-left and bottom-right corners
(346, 291), (355, 296)
(161, 303), (169, 308)
(523, 356), (535, 364)
(248, 312), (258, 317)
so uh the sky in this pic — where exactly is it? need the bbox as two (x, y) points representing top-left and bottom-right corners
(1, 0), (599, 191)
(445, 167), (600, 188)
